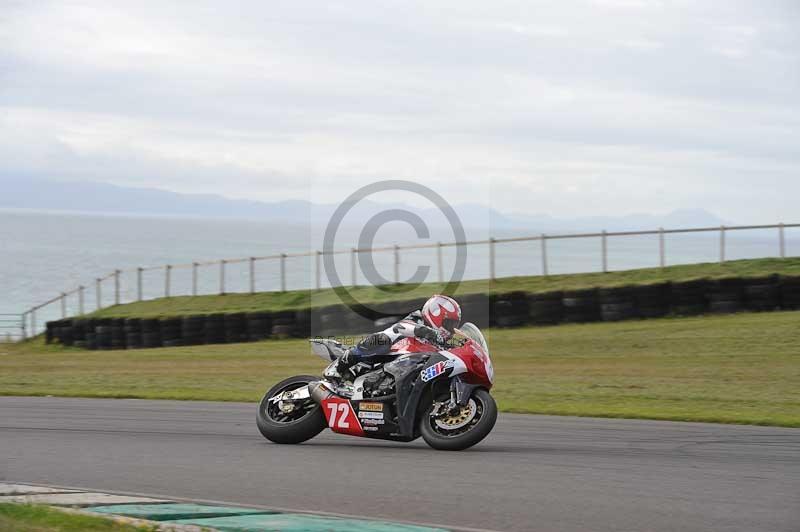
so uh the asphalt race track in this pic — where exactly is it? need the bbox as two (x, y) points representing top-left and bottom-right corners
(1, 397), (798, 532)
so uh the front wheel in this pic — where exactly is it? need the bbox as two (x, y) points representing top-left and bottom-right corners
(257, 375), (326, 444)
(420, 388), (497, 451)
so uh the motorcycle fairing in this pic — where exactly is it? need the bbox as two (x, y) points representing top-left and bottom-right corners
(320, 396), (364, 437)
(386, 352), (455, 439)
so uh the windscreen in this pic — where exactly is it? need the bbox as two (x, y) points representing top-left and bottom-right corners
(457, 322), (489, 356)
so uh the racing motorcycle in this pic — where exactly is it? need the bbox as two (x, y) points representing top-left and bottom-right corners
(256, 322), (496, 451)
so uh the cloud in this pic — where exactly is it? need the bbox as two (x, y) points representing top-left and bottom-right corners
(0, 0), (799, 222)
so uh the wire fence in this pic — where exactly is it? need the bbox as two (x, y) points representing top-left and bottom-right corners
(13, 222), (799, 339)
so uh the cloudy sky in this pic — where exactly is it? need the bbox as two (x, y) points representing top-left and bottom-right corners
(1, 0), (798, 222)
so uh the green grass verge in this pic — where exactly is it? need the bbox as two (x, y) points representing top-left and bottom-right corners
(87, 258), (800, 318)
(3, 311), (799, 427)
(0, 504), (154, 532)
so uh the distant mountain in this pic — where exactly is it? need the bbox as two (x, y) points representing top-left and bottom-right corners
(0, 176), (726, 232)
(0, 176), (314, 220)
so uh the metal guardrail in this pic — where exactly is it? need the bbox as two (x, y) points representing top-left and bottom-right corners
(0, 314), (25, 343)
(12, 222), (799, 339)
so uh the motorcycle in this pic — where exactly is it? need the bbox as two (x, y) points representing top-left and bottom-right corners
(256, 322), (497, 451)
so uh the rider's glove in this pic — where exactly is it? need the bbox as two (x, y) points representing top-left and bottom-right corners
(415, 325), (447, 345)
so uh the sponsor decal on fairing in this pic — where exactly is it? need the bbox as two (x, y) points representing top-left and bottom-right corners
(358, 402), (383, 412)
(420, 360), (454, 382)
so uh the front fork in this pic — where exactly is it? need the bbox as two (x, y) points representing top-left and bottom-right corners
(431, 376), (479, 418)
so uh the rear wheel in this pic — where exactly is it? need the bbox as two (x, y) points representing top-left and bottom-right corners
(420, 388), (497, 451)
(257, 375), (326, 444)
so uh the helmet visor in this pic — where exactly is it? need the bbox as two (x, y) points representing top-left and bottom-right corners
(442, 318), (460, 334)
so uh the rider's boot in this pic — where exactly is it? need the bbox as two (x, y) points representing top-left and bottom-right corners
(335, 347), (356, 378)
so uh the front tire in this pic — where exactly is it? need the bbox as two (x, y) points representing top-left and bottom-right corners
(420, 388), (497, 451)
(257, 375), (326, 444)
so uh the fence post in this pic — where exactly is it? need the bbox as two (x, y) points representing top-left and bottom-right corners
(78, 286), (85, 315)
(719, 225), (726, 264)
(60, 293), (67, 318)
(219, 260), (226, 295)
(601, 230), (608, 273)
(137, 268), (143, 301)
(192, 263), (198, 296)
(114, 270), (121, 305)
(393, 244), (400, 284)
(31, 309), (36, 337)
(659, 227), (665, 268)
(351, 248), (357, 287)
(249, 257), (256, 294)
(779, 223), (786, 258)
(165, 265), (172, 297)
(540, 234), (548, 276)
(489, 237), (496, 280)
(96, 278), (102, 310)
(280, 254), (287, 292)
(437, 242), (443, 283)
(315, 251), (321, 290)
(21, 312), (27, 340)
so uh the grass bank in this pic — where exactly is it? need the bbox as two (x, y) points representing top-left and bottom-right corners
(3, 311), (799, 427)
(89, 258), (800, 318)
(0, 504), (153, 532)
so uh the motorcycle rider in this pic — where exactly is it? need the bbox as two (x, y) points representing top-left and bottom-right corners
(335, 294), (462, 377)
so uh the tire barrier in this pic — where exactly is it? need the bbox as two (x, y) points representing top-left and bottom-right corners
(562, 288), (600, 323)
(598, 287), (637, 322)
(669, 279), (708, 316)
(633, 282), (670, 318)
(203, 314), (225, 345)
(161, 317), (183, 348)
(781, 275), (800, 310)
(224, 313), (247, 344)
(528, 291), (563, 325)
(246, 312), (271, 341)
(141, 318), (162, 349)
(125, 318), (143, 349)
(459, 293), (491, 329)
(181, 315), (205, 346)
(45, 274), (800, 350)
(743, 275), (781, 312)
(707, 278), (743, 314)
(492, 292), (529, 328)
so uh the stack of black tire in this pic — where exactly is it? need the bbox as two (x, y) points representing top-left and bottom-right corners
(459, 293), (491, 329)
(42, 273), (800, 351)
(161, 318), (182, 347)
(247, 313), (271, 341)
(670, 279), (708, 316)
(203, 314), (225, 344)
(94, 319), (114, 350)
(562, 289), (600, 323)
(270, 311), (294, 339)
(635, 283), (670, 318)
(223, 313), (246, 343)
(71, 319), (88, 349)
(125, 319), (143, 349)
(598, 287), (637, 322)
(492, 292), (529, 328)
(707, 278), (743, 314)
(742, 276), (781, 311)
(781, 276), (800, 309)
(141, 319), (162, 348)
(527, 291), (563, 325)
(182, 316), (206, 345)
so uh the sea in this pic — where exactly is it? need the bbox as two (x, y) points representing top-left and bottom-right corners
(1, 209), (796, 335)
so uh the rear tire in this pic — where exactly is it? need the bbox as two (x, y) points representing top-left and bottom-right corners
(257, 375), (326, 444)
(420, 388), (497, 451)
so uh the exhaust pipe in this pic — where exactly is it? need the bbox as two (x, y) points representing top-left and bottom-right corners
(309, 381), (334, 405)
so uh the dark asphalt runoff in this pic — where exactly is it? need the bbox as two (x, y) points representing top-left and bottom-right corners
(1, 396), (798, 532)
